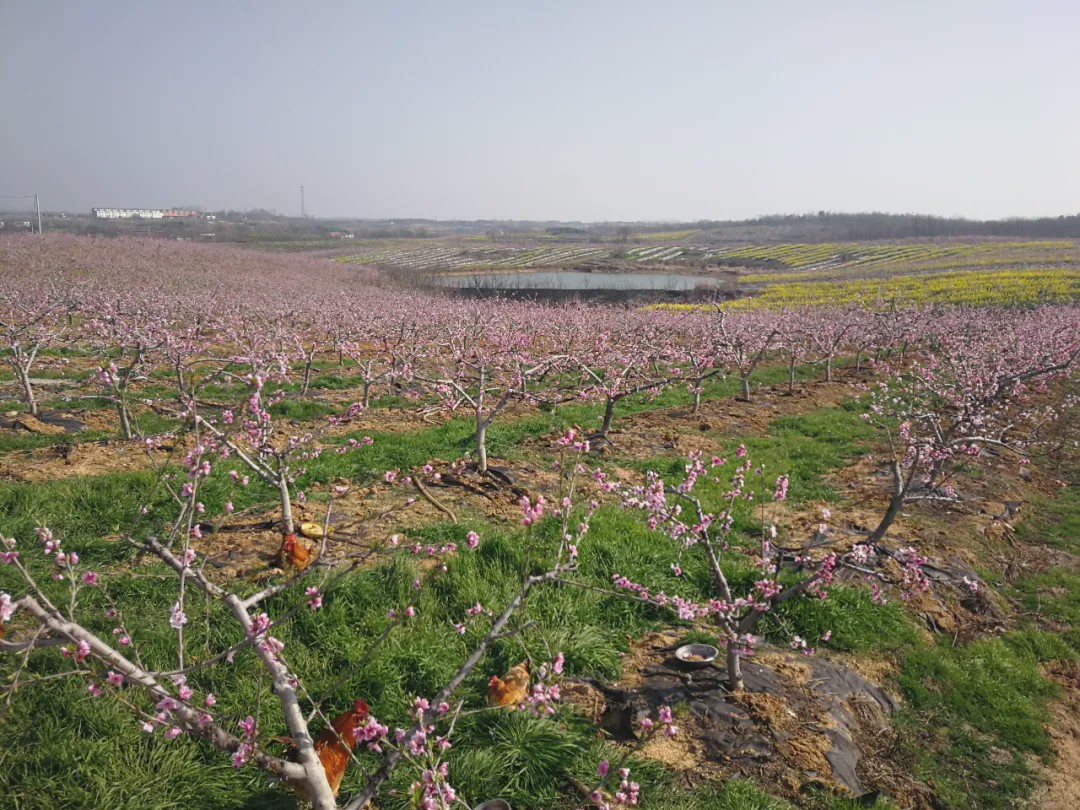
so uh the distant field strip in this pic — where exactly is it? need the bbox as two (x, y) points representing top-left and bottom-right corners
(737, 241), (1080, 281)
(336, 245), (608, 271)
(335, 240), (1080, 276)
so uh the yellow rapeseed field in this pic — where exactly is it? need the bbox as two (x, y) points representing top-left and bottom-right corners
(654, 268), (1080, 311)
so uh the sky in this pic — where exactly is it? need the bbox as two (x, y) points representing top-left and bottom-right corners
(1, 0), (1078, 221)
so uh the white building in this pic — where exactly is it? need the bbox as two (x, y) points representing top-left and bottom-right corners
(93, 208), (166, 219)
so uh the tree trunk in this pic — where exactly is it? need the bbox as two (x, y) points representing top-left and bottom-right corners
(788, 354), (797, 394)
(277, 472), (295, 537)
(867, 461), (906, 545)
(868, 494), (905, 545)
(117, 398), (134, 439)
(301, 357), (313, 396)
(362, 380), (372, 409)
(855, 350), (863, 372)
(726, 644), (744, 692)
(475, 419), (488, 473)
(692, 386), (702, 414)
(16, 367), (37, 416)
(824, 356), (833, 383)
(739, 373), (751, 402)
(596, 396), (617, 439)
(220, 594), (338, 810)
(309, 787), (337, 810)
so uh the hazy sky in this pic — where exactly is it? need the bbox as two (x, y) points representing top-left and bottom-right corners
(2, 1), (1078, 221)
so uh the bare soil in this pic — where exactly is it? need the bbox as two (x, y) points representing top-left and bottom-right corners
(576, 630), (934, 807)
(0, 439), (172, 483)
(1035, 662), (1080, 810)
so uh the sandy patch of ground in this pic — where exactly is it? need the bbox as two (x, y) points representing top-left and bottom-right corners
(1035, 662), (1080, 810)
(639, 719), (707, 770)
(0, 439), (172, 483)
(189, 458), (567, 580)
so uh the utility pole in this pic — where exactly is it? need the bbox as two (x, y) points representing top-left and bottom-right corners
(35, 194), (42, 235)
(300, 185), (305, 219)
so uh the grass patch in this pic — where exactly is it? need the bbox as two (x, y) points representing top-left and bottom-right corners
(1014, 479), (1080, 553)
(904, 456), (1080, 806)
(895, 630), (1071, 809)
(742, 406), (876, 502)
(1008, 457), (1080, 650)
(0, 686), (284, 810)
(267, 398), (339, 420)
(0, 471), (164, 567)
(763, 584), (919, 653)
(0, 515), (679, 808)
(135, 410), (182, 436)
(1011, 567), (1080, 630)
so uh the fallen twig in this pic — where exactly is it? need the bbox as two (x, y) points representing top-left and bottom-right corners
(413, 474), (458, 523)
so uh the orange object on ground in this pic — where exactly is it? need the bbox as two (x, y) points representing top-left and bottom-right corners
(275, 532), (313, 570)
(487, 661), (530, 707)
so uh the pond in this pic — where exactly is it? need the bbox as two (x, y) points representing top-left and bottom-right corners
(432, 271), (723, 291)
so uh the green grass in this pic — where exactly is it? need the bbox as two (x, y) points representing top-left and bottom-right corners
(306, 372), (364, 391)
(619, 401), (873, 489)
(0, 471), (164, 566)
(743, 405), (876, 502)
(1011, 568), (1080, 629)
(1014, 479), (1080, 553)
(763, 584), (919, 653)
(0, 517), (695, 808)
(895, 630), (1072, 810)
(324, 361), (823, 476)
(887, 451), (1080, 810)
(1007, 456), (1080, 650)
(0, 404), (176, 454)
(0, 687), (284, 810)
(421, 711), (592, 809)
(267, 398), (339, 421)
(135, 411), (182, 436)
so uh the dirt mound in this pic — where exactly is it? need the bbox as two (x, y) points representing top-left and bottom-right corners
(0, 439), (167, 483)
(0, 410), (87, 434)
(1035, 662), (1080, 810)
(188, 460), (564, 579)
(577, 632), (933, 805)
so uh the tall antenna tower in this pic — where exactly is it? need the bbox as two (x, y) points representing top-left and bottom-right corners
(300, 185), (306, 218)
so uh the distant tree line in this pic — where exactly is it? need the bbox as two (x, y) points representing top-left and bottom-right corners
(694, 211), (1080, 241)
(578, 212), (1080, 242)
(21, 210), (1080, 245)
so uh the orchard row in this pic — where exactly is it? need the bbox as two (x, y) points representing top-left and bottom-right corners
(2, 235), (1079, 808)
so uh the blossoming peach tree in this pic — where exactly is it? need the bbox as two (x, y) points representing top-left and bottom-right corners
(0, 284), (69, 417)
(591, 444), (932, 693)
(862, 306), (1080, 544)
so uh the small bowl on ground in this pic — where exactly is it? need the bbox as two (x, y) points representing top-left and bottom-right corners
(299, 521), (330, 539)
(673, 643), (718, 667)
